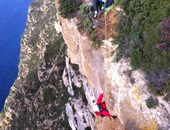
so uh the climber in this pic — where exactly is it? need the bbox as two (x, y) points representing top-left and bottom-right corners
(93, 0), (114, 19)
(93, 92), (117, 119)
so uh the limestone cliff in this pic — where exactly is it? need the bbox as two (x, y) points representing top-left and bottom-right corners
(0, 0), (169, 129)
(55, 0), (170, 130)
(0, 0), (96, 129)
(0, 0), (69, 129)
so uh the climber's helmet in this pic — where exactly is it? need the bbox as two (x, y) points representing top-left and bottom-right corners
(93, 104), (100, 112)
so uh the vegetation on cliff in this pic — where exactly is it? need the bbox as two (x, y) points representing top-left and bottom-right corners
(145, 96), (158, 109)
(0, 0), (74, 129)
(9, 33), (71, 129)
(114, 0), (170, 103)
(58, 0), (82, 18)
(58, 1), (103, 48)
(58, 0), (170, 104)
(115, 0), (170, 69)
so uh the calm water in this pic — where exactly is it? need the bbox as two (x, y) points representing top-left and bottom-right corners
(0, 0), (33, 111)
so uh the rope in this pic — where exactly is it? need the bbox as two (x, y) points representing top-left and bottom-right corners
(103, 3), (109, 92)
(104, 3), (107, 40)
(103, 2), (116, 89)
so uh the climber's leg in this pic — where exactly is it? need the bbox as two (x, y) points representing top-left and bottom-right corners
(105, 0), (114, 8)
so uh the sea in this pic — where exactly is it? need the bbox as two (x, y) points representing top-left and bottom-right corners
(0, 0), (33, 111)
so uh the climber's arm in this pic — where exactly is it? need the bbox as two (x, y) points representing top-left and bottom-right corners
(97, 93), (103, 104)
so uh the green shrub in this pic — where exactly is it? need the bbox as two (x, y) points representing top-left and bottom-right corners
(147, 72), (170, 97)
(43, 88), (56, 105)
(58, 0), (82, 18)
(44, 34), (64, 68)
(113, 50), (122, 62)
(145, 96), (158, 109)
(79, 4), (91, 16)
(26, 69), (38, 82)
(130, 48), (143, 70)
(83, 17), (93, 33)
(115, 0), (170, 97)
(148, 83), (160, 96)
(85, 126), (91, 130)
(115, 0), (170, 71)
(90, 32), (102, 48)
(113, 0), (120, 6)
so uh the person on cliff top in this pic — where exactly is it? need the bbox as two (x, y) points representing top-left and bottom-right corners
(93, 91), (117, 119)
(93, 0), (114, 19)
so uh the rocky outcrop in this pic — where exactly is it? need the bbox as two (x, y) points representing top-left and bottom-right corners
(63, 56), (95, 130)
(55, 0), (170, 129)
(0, 0), (96, 129)
(0, 0), (169, 129)
(0, 0), (73, 129)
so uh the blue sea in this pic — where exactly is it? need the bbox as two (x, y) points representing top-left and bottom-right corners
(0, 0), (33, 111)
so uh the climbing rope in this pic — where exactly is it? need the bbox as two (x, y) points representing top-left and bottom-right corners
(103, 3), (109, 93)
(103, 2), (116, 75)
(104, 3), (107, 40)
(104, 3), (115, 40)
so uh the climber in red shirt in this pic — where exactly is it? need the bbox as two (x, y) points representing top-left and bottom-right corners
(93, 92), (117, 119)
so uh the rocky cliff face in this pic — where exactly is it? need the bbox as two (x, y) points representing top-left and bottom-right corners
(0, 0), (169, 129)
(0, 0), (97, 129)
(55, 0), (170, 129)
(0, 0), (93, 129)
(0, 0), (70, 129)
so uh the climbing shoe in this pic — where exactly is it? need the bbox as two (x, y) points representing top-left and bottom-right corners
(94, 13), (98, 19)
(101, 6), (105, 13)
(112, 116), (117, 119)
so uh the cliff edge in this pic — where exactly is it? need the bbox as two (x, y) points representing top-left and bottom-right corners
(55, 0), (170, 129)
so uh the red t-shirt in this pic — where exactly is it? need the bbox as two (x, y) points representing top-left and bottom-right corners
(94, 93), (111, 116)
